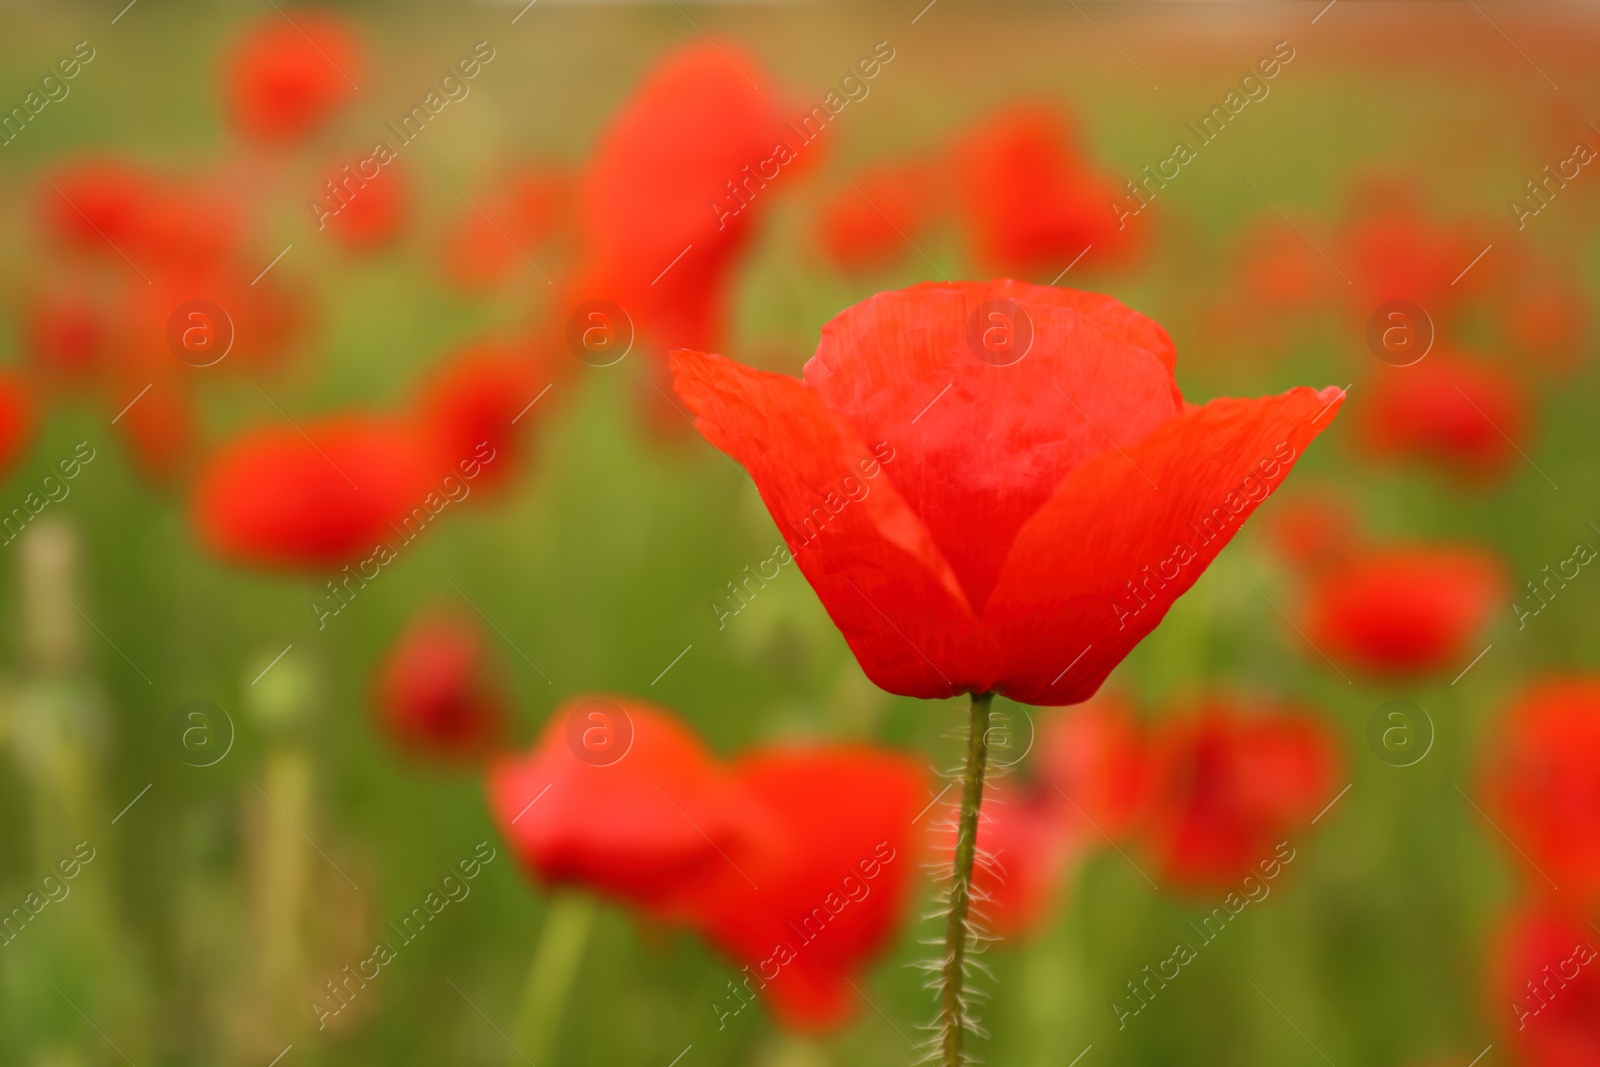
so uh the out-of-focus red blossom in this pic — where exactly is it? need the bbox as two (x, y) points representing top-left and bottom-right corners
(1481, 679), (1600, 903)
(566, 40), (809, 360)
(116, 381), (195, 483)
(949, 104), (1142, 277)
(373, 612), (506, 764)
(488, 697), (926, 1031)
(970, 696), (1148, 937)
(23, 291), (112, 380)
(121, 273), (307, 375)
(413, 341), (547, 490)
(1264, 492), (1360, 572)
(440, 167), (568, 290)
(1138, 703), (1339, 890)
(192, 415), (436, 569)
(817, 159), (940, 272)
(1493, 907), (1600, 1066)
(223, 12), (362, 146)
(39, 160), (159, 254)
(703, 750), (925, 1027)
(672, 280), (1341, 706)
(1504, 272), (1588, 377)
(1358, 353), (1532, 482)
(1302, 545), (1504, 680)
(1206, 218), (1331, 352)
(0, 373), (36, 478)
(1338, 177), (1497, 318)
(320, 160), (409, 251)
(969, 777), (1088, 939)
(42, 163), (245, 273)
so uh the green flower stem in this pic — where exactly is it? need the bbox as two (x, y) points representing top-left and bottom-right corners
(942, 690), (994, 1067)
(510, 891), (598, 1064)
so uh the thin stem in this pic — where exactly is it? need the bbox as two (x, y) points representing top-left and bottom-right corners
(509, 892), (598, 1064)
(942, 690), (994, 1067)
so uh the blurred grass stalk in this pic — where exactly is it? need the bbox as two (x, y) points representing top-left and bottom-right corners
(8, 519), (149, 1060)
(239, 655), (318, 1060)
(509, 891), (597, 1064)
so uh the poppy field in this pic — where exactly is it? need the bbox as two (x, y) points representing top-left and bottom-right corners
(2, 3), (1599, 1066)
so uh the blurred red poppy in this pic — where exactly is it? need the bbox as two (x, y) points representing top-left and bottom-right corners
(320, 159), (409, 251)
(0, 372), (36, 478)
(1358, 353), (1532, 483)
(39, 160), (160, 255)
(1481, 679), (1600, 903)
(965, 775), (1087, 939)
(696, 748), (925, 1028)
(1493, 907), (1600, 1066)
(1339, 177), (1496, 320)
(817, 159), (940, 273)
(488, 697), (926, 1030)
(1038, 694), (1148, 837)
(965, 697), (1146, 937)
(489, 698), (744, 914)
(1138, 702), (1339, 890)
(223, 12), (362, 145)
(566, 40), (805, 358)
(23, 290), (112, 381)
(413, 340), (548, 491)
(115, 379), (195, 483)
(440, 167), (568, 290)
(1504, 271), (1589, 377)
(192, 415), (437, 569)
(1206, 217), (1332, 355)
(949, 104), (1141, 277)
(1264, 491), (1360, 572)
(672, 280), (1341, 705)
(1303, 545), (1504, 679)
(373, 612), (506, 764)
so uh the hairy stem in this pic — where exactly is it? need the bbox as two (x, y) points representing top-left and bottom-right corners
(942, 690), (994, 1067)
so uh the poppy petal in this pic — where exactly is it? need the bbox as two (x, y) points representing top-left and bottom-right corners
(803, 280), (1181, 612)
(986, 386), (1342, 705)
(672, 347), (980, 698)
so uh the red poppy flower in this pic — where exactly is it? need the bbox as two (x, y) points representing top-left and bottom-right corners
(223, 12), (361, 145)
(0, 372), (35, 478)
(191, 415), (437, 569)
(412, 340), (548, 490)
(967, 776), (1089, 939)
(39, 160), (160, 255)
(489, 698), (746, 915)
(1358, 352), (1532, 483)
(817, 159), (940, 273)
(1138, 702), (1339, 890)
(488, 697), (926, 1030)
(566, 40), (805, 357)
(1339, 177), (1496, 317)
(1038, 694), (1147, 837)
(373, 612), (506, 764)
(1303, 545), (1504, 679)
(1264, 491), (1360, 572)
(1205, 218), (1332, 355)
(24, 290), (112, 380)
(693, 748), (925, 1028)
(1481, 679), (1600, 902)
(1504, 272), (1588, 377)
(671, 280), (1342, 705)
(114, 378), (195, 483)
(949, 104), (1141, 278)
(320, 159), (409, 251)
(1492, 907), (1600, 1066)
(440, 167), (568, 290)
(962, 697), (1145, 938)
